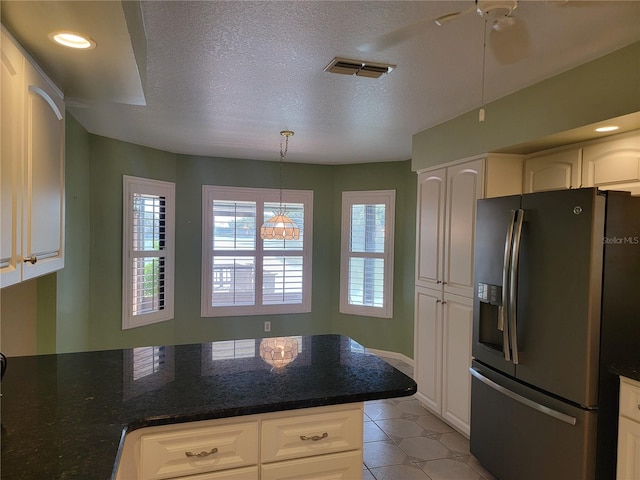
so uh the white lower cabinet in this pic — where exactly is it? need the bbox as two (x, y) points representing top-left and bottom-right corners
(116, 404), (364, 480)
(140, 421), (258, 480)
(414, 287), (473, 436)
(260, 450), (362, 480)
(617, 377), (640, 480)
(170, 467), (258, 480)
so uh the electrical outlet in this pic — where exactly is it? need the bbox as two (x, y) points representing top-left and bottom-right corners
(264, 321), (271, 333)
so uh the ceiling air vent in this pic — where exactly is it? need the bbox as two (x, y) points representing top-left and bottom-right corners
(324, 57), (396, 79)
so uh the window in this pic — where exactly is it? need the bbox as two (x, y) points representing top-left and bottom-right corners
(340, 190), (395, 318)
(201, 186), (312, 317)
(122, 176), (175, 329)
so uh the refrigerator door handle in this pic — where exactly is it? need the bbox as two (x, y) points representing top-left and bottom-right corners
(509, 209), (524, 365)
(500, 210), (517, 362)
(470, 367), (577, 426)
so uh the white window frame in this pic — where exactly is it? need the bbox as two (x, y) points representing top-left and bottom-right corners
(122, 176), (175, 329)
(201, 185), (313, 317)
(340, 190), (395, 318)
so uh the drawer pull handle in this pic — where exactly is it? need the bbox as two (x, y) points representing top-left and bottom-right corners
(185, 447), (218, 458)
(637, 404), (640, 411)
(300, 432), (328, 442)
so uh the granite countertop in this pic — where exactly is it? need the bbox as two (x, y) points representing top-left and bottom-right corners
(0, 334), (416, 479)
(610, 362), (640, 383)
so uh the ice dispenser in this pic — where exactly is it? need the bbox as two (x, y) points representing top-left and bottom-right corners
(476, 282), (505, 351)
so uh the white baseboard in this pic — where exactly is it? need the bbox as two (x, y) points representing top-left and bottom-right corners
(365, 348), (414, 368)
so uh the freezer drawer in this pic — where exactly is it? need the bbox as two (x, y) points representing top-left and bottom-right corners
(470, 362), (597, 480)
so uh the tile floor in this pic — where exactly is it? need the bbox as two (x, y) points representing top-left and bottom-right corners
(362, 356), (496, 480)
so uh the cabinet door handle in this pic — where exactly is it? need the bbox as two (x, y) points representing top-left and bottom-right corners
(300, 432), (328, 441)
(185, 447), (218, 458)
(23, 255), (37, 265)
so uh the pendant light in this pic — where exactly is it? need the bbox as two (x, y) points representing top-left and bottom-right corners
(260, 130), (300, 240)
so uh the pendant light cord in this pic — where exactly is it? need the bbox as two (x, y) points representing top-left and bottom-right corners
(278, 133), (289, 211)
(479, 19), (488, 122)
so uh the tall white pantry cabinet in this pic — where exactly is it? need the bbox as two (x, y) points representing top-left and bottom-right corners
(413, 154), (523, 436)
(1, 27), (65, 288)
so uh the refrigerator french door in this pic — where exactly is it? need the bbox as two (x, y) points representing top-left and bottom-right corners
(470, 188), (640, 480)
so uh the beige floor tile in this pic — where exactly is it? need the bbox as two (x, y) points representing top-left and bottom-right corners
(364, 401), (404, 421)
(363, 467), (376, 480)
(370, 464), (432, 480)
(415, 413), (456, 435)
(364, 420), (390, 442)
(437, 431), (471, 456)
(363, 440), (409, 468)
(375, 417), (428, 439)
(398, 436), (456, 462)
(418, 457), (485, 480)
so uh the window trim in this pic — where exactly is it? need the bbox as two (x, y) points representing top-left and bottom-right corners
(122, 175), (175, 329)
(339, 189), (395, 318)
(201, 185), (313, 317)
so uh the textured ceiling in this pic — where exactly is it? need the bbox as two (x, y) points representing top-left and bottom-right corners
(2, 1), (640, 164)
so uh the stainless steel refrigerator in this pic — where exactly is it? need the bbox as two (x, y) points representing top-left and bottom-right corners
(470, 187), (640, 480)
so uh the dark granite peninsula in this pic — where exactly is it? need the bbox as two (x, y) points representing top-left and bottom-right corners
(0, 334), (416, 479)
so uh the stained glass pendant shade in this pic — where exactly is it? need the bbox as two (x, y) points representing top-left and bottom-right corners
(260, 130), (300, 240)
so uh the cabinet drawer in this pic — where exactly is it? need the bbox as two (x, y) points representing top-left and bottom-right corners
(620, 377), (640, 423)
(260, 450), (363, 480)
(172, 466), (258, 480)
(139, 421), (258, 480)
(261, 406), (363, 463)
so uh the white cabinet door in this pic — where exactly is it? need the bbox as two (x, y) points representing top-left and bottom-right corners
(0, 28), (65, 287)
(0, 29), (24, 287)
(617, 416), (640, 480)
(416, 168), (446, 289)
(441, 293), (473, 437)
(443, 159), (483, 298)
(583, 131), (640, 195)
(524, 149), (582, 193)
(22, 59), (65, 281)
(414, 287), (443, 414)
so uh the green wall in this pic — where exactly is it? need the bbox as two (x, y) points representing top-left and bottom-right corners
(55, 114), (91, 353)
(412, 41), (640, 170)
(54, 130), (416, 355)
(44, 41), (640, 359)
(331, 162), (416, 356)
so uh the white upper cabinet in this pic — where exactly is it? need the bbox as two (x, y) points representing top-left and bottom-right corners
(582, 131), (640, 195)
(524, 148), (582, 193)
(0, 28), (65, 288)
(415, 161), (483, 297)
(523, 130), (640, 195)
(1, 28), (24, 287)
(415, 168), (446, 289)
(416, 155), (522, 297)
(443, 159), (484, 298)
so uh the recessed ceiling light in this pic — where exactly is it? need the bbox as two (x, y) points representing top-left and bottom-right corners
(49, 31), (96, 50)
(595, 125), (619, 133)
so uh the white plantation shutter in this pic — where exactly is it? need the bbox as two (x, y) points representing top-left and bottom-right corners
(202, 186), (312, 317)
(340, 190), (395, 318)
(122, 176), (175, 329)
